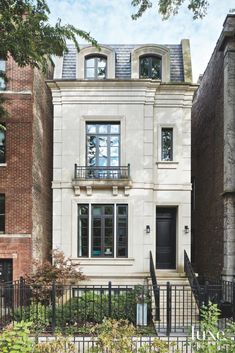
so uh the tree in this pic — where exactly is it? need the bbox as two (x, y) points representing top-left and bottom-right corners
(131, 0), (209, 20)
(0, 0), (97, 71)
(0, 0), (98, 118)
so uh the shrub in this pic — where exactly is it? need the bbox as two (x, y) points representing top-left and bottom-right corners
(54, 290), (138, 330)
(0, 321), (33, 353)
(35, 335), (76, 353)
(14, 302), (50, 332)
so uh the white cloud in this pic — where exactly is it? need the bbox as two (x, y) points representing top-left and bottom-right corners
(47, 0), (235, 82)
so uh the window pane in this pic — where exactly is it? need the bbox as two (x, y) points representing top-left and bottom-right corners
(110, 124), (119, 133)
(86, 58), (95, 67)
(86, 68), (95, 79)
(87, 124), (96, 133)
(0, 126), (5, 164)
(162, 128), (173, 161)
(140, 56), (161, 79)
(0, 60), (6, 72)
(87, 136), (96, 166)
(92, 206), (102, 216)
(78, 205), (89, 257)
(151, 57), (161, 79)
(110, 136), (119, 147)
(86, 123), (120, 169)
(116, 205), (128, 257)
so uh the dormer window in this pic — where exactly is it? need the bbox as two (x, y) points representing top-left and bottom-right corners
(85, 55), (107, 80)
(132, 45), (170, 82)
(139, 55), (161, 79)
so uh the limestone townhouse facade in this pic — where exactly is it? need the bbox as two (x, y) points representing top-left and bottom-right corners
(48, 41), (197, 284)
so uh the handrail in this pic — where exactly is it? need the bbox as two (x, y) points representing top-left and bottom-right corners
(74, 164), (130, 180)
(149, 251), (160, 320)
(184, 250), (202, 307)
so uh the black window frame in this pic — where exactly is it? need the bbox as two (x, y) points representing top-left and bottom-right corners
(77, 204), (128, 258)
(0, 194), (5, 233)
(86, 122), (120, 168)
(77, 204), (89, 257)
(85, 55), (107, 80)
(139, 55), (162, 79)
(161, 127), (173, 161)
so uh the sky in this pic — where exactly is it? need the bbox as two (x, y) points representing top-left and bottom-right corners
(47, 0), (235, 83)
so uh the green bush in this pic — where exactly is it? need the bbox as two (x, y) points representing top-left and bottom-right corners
(0, 321), (33, 353)
(14, 302), (50, 332)
(54, 290), (137, 329)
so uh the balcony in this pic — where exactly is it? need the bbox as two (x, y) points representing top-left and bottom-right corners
(72, 164), (132, 195)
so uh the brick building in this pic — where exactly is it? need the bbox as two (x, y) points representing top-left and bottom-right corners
(192, 15), (235, 281)
(0, 56), (53, 281)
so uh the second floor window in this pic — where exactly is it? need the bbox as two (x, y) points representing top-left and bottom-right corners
(0, 124), (6, 163)
(140, 55), (161, 79)
(161, 128), (173, 161)
(0, 59), (6, 90)
(85, 55), (107, 79)
(86, 123), (120, 167)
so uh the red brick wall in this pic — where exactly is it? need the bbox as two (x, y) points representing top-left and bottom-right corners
(191, 47), (224, 279)
(0, 57), (53, 279)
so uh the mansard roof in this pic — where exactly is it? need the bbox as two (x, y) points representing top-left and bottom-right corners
(61, 43), (185, 82)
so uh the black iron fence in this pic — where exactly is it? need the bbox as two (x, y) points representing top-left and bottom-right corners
(0, 281), (152, 334)
(74, 164), (130, 180)
(0, 278), (235, 336)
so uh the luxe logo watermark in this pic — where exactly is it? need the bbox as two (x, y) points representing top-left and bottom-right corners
(191, 325), (228, 341)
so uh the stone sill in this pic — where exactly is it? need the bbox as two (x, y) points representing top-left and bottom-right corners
(156, 161), (179, 169)
(71, 258), (135, 266)
(72, 179), (132, 196)
(0, 233), (31, 238)
(0, 163), (7, 167)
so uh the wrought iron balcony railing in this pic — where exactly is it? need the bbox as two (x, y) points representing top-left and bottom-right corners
(74, 164), (130, 180)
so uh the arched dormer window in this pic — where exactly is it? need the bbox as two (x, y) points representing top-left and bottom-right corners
(132, 45), (170, 82)
(139, 55), (161, 79)
(77, 46), (115, 79)
(85, 55), (107, 79)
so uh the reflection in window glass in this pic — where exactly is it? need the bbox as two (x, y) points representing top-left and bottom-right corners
(140, 56), (161, 79)
(86, 123), (120, 169)
(77, 204), (128, 258)
(161, 128), (173, 161)
(85, 56), (107, 79)
(78, 205), (89, 257)
(0, 125), (5, 163)
(0, 59), (6, 90)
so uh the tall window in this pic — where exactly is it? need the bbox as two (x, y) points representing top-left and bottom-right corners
(0, 124), (6, 163)
(86, 123), (120, 167)
(161, 128), (173, 161)
(78, 204), (128, 258)
(0, 194), (5, 233)
(85, 55), (107, 79)
(140, 55), (161, 79)
(0, 59), (6, 90)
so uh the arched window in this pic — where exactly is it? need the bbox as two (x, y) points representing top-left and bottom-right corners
(85, 55), (107, 79)
(139, 55), (161, 79)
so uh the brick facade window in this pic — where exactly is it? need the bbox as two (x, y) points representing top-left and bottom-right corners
(0, 124), (6, 163)
(0, 59), (6, 91)
(0, 194), (5, 233)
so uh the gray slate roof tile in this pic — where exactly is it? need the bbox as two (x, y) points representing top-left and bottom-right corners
(61, 44), (184, 82)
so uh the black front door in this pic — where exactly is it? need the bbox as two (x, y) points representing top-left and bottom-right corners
(156, 208), (176, 269)
(0, 259), (13, 283)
